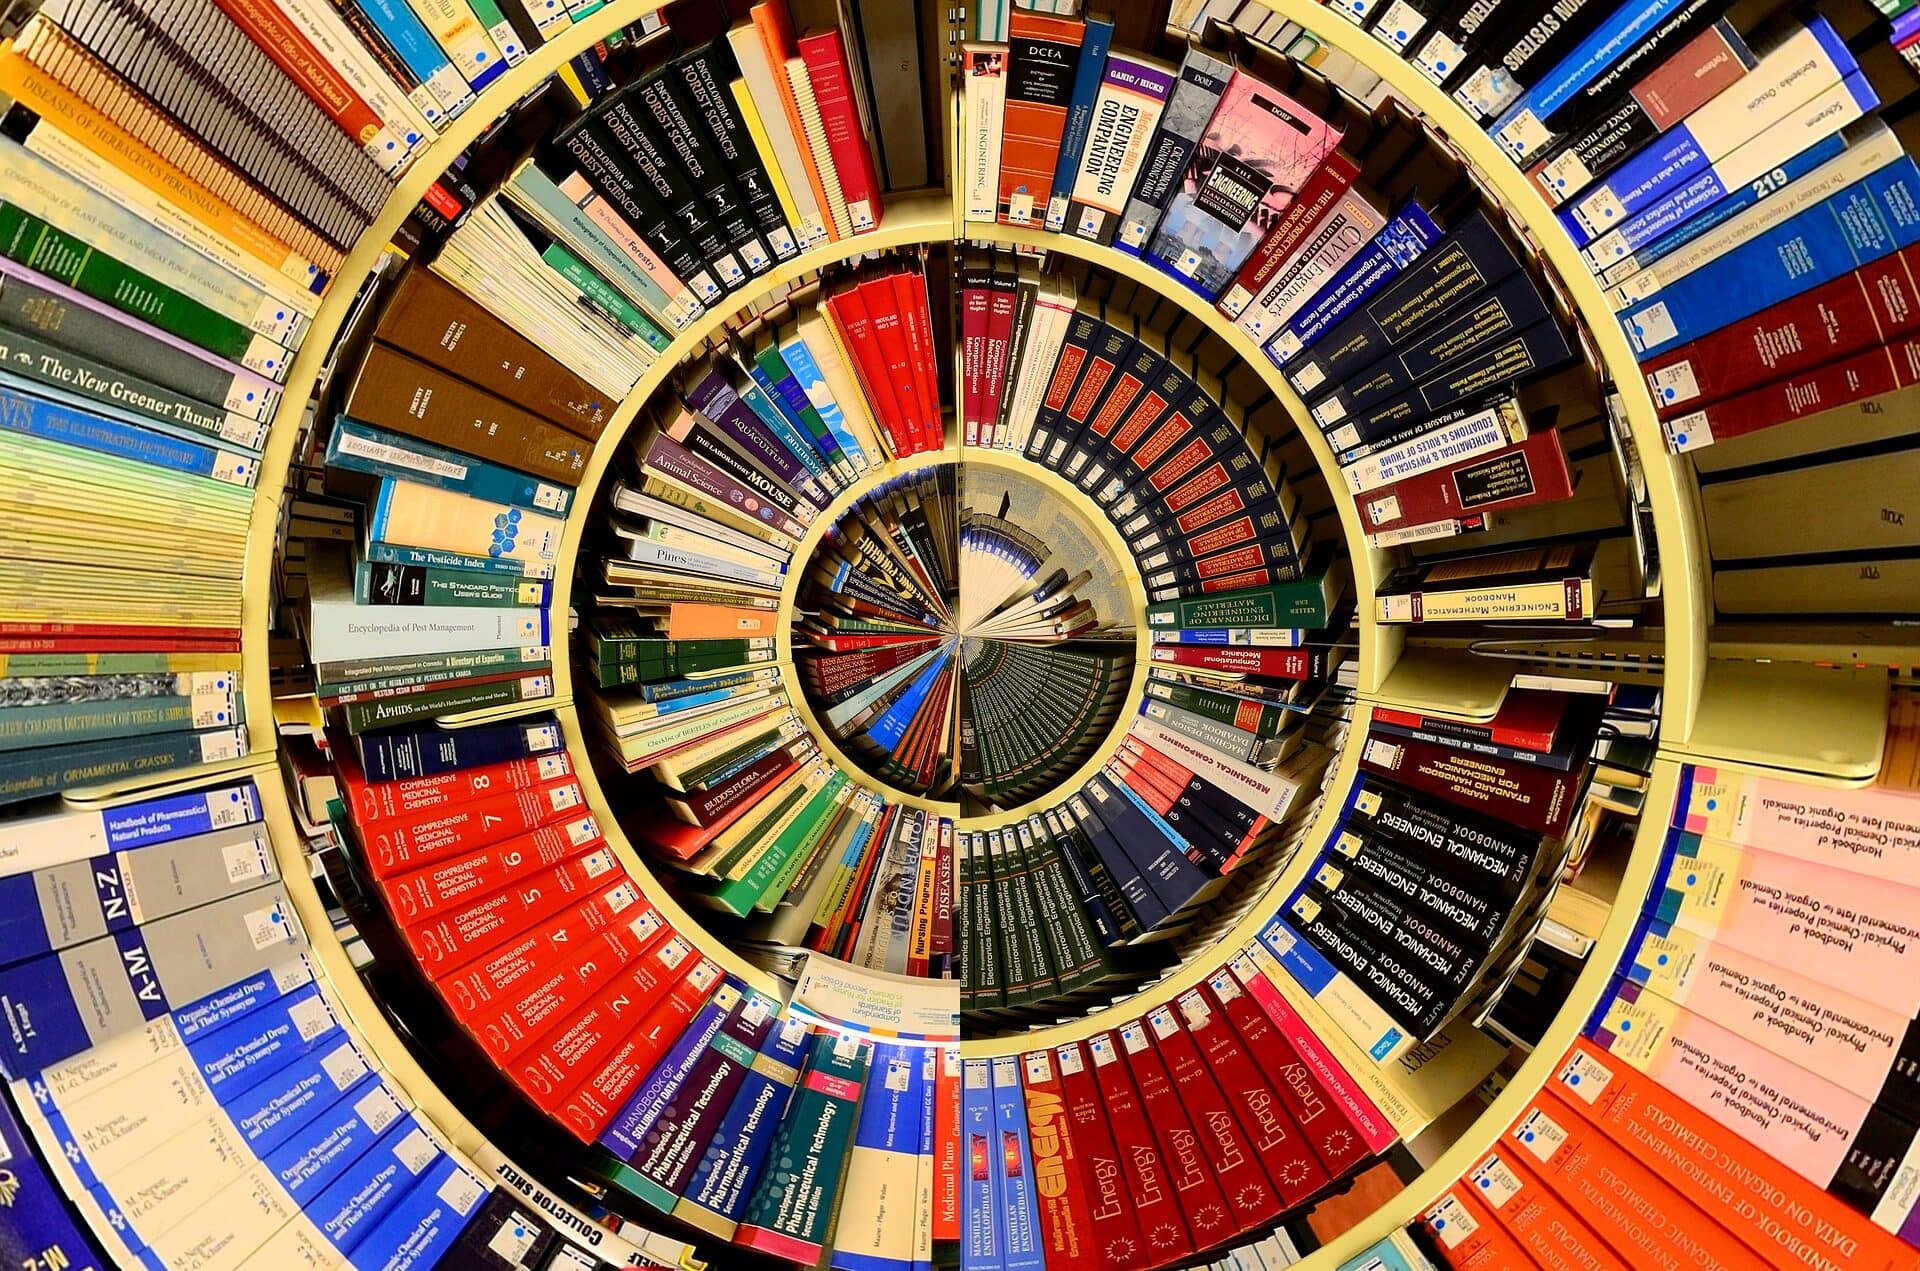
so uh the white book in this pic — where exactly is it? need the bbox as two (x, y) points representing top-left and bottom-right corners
(268, 0), (434, 167)
(728, 23), (830, 250)
(1339, 399), (1527, 493)
(962, 43), (1009, 224)
(786, 57), (852, 240)
(1002, 289), (1076, 452)
(0, 780), (262, 880)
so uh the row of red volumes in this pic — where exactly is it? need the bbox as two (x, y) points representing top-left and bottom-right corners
(958, 255), (1019, 447)
(1015, 946), (1398, 1269)
(822, 262), (945, 459)
(1420, 1036), (1920, 1271)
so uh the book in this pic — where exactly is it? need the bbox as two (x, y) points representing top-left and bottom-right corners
(1043, 14), (1112, 232)
(798, 27), (883, 234)
(1374, 542), (1599, 623)
(962, 43), (1009, 224)
(1146, 73), (1341, 298)
(1065, 53), (1177, 246)
(736, 1032), (870, 1262)
(996, 11), (1085, 227)
(1114, 45), (1233, 255)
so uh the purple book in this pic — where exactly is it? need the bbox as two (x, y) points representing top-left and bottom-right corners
(682, 369), (829, 510)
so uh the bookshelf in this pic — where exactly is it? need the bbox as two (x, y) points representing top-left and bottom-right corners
(8, 0), (1917, 1266)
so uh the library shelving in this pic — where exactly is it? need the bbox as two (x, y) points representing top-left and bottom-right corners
(4, 0), (1920, 1269)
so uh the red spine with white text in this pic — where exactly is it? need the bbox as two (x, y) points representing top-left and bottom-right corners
(797, 28), (884, 233)
(558, 957), (724, 1140)
(825, 288), (911, 455)
(379, 819), (603, 927)
(858, 276), (930, 451)
(934, 1045), (961, 1242)
(1219, 152), (1362, 318)
(1172, 986), (1329, 1205)
(980, 268), (1018, 445)
(1142, 1005), (1282, 1233)
(1058, 1040), (1152, 1270)
(1146, 645), (1324, 679)
(1641, 242), (1920, 418)
(903, 269), (942, 453)
(355, 775), (586, 877)
(402, 848), (622, 978)
(1357, 430), (1574, 534)
(343, 750), (572, 824)
(1114, 1021), (1232, 1250)
(516, 934), (695, 1114)
(961, 264), (991, 444)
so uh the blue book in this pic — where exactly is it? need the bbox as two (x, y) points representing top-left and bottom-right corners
(777, 335), (868, 472)
(1561, 67), (1875, 249)
(185, 982), (344, 1100)
(354, 715), (562, 781)
(675, 1013), (812, 1233)
(0, 1088), (110, 1270)
(1064, 789), (1170, 931)
(0, 364), (266, 455)
(735, 375), (834, 490)
(328, 418), (573, 514)
(865, 652), (950, 753)
(750, 346), (851, 481)
(1490, 0), (1695, 160)
(834, 1042), (927, 1271)
(960, 1057), (1002, 1271)
(220, 1040), (374, 1157)
(262, 1070), (407, 1203)
(172, 959), (314, 1043)
(1266, 204), (1443, 365)
(1044, 15), (1115, 232)
(1584, 129), (1852, 281)
(343, 1150), (489, 1269)
(1619, 157), (1920, 359)
(989, 1054), (1043, 1271)
(351, 0), (472, 124)
(0, 384), (258, 487)
(312, 1118), (452, 1256)
(1087, 773), (1211, 917)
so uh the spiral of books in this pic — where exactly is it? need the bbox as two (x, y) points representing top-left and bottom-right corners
(6, 0), (1920, 1269)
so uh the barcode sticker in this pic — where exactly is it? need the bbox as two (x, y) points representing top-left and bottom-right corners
(245, 901), (296, 950)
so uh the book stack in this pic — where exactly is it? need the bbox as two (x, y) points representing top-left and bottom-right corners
(1260, 688), (1608, 1061)
(1424, 703), (1920, 1268)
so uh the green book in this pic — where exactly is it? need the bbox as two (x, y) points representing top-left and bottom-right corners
(539, 241), (673, 354)
(0, 204), (283, 370)
(702, 773), (848, 916)
(341, 672), (552, 734)
(752, 345), (853, 485)
(1023, 823), (1115, 992)
(1142, 678), (1298, 737)
(0, 324), (265, 450)
(1145, 549), (1341, 630)
(355, 558), (552, 608)
(736, 1031), (870, 1263)
(315, 646), (548, 685)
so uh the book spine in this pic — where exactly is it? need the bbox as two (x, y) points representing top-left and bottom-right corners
(1235, 189), (1387, 346)
(1044, 17), (1113, 231)
(1320, 320), (1576, 454)
(1621, 156), (1920, 359)
(1357, 429), (1572, 532)
(677, 49), (797, 262)
(1053, 1042), (1150, 1267)
(209, 0), (406, 166)
(1085, 1033), (1192, 1264)
(0, 323), (266, 450)
(1527, 19), (1755, 207)
(1451, 1154), (1626, 1270)
(737, 1036), (870, 1262)
(1359, 731), (1577, 835)
(1663, 335), (1920, 452)
(799, 31), (883, 234)
(997, 13), (1085, 228)
(341, 672), (553, 732)
(1114, 48), (1233, 254)
(962, 44), (1008, 224)
(353, 0), (476, 114)
(1143, 1003), (1281, 1230)
(1267, 204), (1445, 365)
(1450, 0), (1614, 121)
(1286, 210), (1521, 397)
(1566, 43), (1870, 246)
(1221, 152), (1362, 318)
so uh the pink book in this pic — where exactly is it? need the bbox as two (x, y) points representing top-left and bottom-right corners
(1675, 763), (1920, 887)
(798, 27), (884, 234)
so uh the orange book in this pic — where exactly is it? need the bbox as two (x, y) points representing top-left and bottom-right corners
(0, 47), (317, 286)
(665, 603), (781, 640)
(997, 11), (1086, 227)
(1422, 1176), (1575, 1271)
(751, 1), (838, 242)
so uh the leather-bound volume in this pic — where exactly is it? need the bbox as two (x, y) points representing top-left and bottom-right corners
(344, 343), (592, 486)
(377, 270), (612, 440)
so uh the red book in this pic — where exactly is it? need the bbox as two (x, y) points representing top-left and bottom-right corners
(1147, 645), (1322, 679)
(1142, 1005), (1283, 1232)
(930, 818), (954, 961)
(1112, 1021), (1232, 1251)
(1642, 242), (1920, 418)
(356, 776), (586, 877)
(443, 896), (667, 1062)
(213, 0), (393, 157)
(997, 11), (1087, 226)
(0, 620), (242, 640)
(672, 745), (807, 828)
(802, 643), (939, 694)
(1020, 1049), (1098, 1264)
(1359, 728), (1581, 836)
(933, 1045), (961, 1242)
(642, 758), (801, 861)
(380, 818), (603, 927)
(0, 634), (242, 653)
(797, 27), (883, 233)
(1173, 986), (1329, 1205)
(1079, 356), (1148, 454)
(807, 632), (943, 651)
(342, 750), (572, 825)
(516, 933), (697, 1114)
(1056, 1040), (1152, 1270)
(825, 287), (909, 454)
(1195, 565), (1295, 594)
(402, 848), (624, 979)
(558, 956), (723, 1140)
(1660, 333), (1920, 453)
(857, 277), (929, 451)
(1357, 430), (1574, 533)
(1164, 476), (1261, 534)
(1372, 687), (1577, 754)
(980, 268), (1018, 445)
(1220, 152), (1362, 318)
(1205, 967), (1378, 1176)
(901, 269), (942, 452)
(436, 883), (644, 1016)
(961, 263), (991, 444)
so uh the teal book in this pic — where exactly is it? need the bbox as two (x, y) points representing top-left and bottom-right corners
(737, 1031), (871, 1263)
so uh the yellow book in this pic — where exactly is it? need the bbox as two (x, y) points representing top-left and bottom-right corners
(731, 78), (809, 248)
(0, 45), (318, 286)
(652, 709), (807, 788)
(805, 309), (898, 462)
(370, 481), (565, 569)
(555, 62), (593, 108)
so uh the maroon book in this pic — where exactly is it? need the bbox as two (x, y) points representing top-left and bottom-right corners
(1116, 1018), (1237, 1250)
(1359, 727), (1582, 837)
